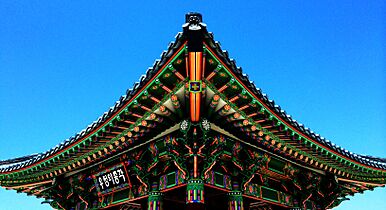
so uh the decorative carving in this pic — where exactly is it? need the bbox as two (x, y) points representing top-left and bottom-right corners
(47, 173), (97, 210)
(242, 150), (269, 190)
(183, 12), (205, 31)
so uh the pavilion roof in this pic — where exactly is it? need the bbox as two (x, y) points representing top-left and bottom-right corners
(0, 32), (185, 174)
(1, 16), (385, 185)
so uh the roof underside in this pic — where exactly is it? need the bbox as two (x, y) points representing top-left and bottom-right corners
(1, 20), (386, 191)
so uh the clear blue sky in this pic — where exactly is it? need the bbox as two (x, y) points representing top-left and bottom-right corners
(0, 1), (385, 209)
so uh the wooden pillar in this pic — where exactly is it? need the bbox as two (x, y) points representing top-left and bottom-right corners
(186, 179), (205, 206)
(148, 182), (163, 210)
(228, 181), (244, 210)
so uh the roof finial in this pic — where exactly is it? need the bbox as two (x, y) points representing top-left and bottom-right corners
(185, 12), (202, 24)
(183, 12), (206, 31)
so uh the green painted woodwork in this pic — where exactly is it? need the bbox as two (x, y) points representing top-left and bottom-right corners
(261, 186), (279, 202)
(2, 42), (383, 186)
(214, 172), (225, 187)
(1, 31), (385, 210)
(203, 45), (384, 178)
(268, 157), (286, 174)
(112, 188), (131, 204)
(0, 44), (187, 183)
(205, 81), (337, 177)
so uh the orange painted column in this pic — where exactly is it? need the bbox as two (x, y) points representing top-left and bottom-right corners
(188, 52), (203, 122)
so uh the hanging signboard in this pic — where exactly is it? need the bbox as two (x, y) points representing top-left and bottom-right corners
(92, 163), (130, 195)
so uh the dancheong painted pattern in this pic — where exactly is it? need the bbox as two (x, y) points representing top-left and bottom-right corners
(1, 13), (385, 210)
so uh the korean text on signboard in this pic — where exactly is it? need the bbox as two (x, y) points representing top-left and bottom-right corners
(93, 163), (129, 194)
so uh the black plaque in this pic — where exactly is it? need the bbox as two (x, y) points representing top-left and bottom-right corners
(93, 163), (129, 195)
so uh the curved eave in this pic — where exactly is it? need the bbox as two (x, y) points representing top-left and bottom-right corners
(1, 26), (385, 185)
(202, 37), (386, 175)
(0, 34), (187, 178)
